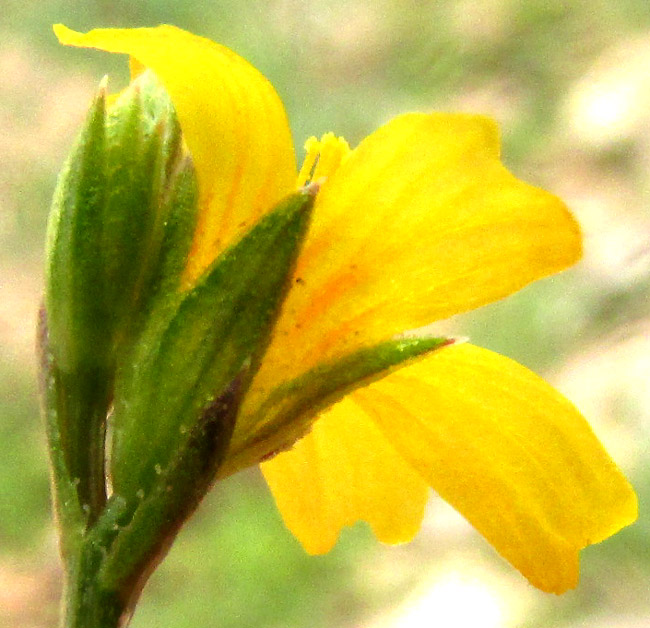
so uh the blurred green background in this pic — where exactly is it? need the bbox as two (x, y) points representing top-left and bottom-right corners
(1, 1), (649, 626)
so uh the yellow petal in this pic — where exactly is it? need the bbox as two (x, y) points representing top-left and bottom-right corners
(54, 24), (296, 283)
(350, 343), (638, 593)
(261, 395), (429, 554)
(248, 113), (581, 407)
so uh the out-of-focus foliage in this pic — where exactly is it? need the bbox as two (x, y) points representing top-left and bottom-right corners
(1, 1), (648, 626)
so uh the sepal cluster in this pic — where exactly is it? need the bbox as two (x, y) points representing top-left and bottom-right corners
(40, 74), (316, 625)
(43, 71), (194, 532)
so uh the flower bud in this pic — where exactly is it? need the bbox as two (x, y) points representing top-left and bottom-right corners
(45, 70), (189, 376)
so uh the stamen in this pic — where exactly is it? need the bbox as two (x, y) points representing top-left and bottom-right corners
(296, 133), (351, 188)
(296, 136), (320, 188)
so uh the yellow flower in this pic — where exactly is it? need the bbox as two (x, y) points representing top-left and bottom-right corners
(54, 24), (637, 594)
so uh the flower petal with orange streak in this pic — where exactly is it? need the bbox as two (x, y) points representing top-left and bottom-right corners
(245, 112), (581, 417)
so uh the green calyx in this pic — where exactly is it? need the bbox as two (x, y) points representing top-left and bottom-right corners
(110, 188), (315, 501)
(39, 66), (314, 628)
(41, 71), (316, 607)
(40, 71), (315, 616)
(43, 71), (194, 533)
(58, 192), (314, 621)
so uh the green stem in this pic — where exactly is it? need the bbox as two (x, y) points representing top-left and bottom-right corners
(60, 498), (141, 628)
(62, 545), (128, 628)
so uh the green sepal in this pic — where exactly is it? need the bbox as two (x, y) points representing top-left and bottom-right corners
(144, 152), (198, 303)
(110, 188), (315, 500)
(98, 77), (169, 347)
(45, 78), (110, 373)
(98, 377), (243, 593)
(99, 70), (190, 348)
(222, 335), (456, 477)
(43, 82), (114, 524)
